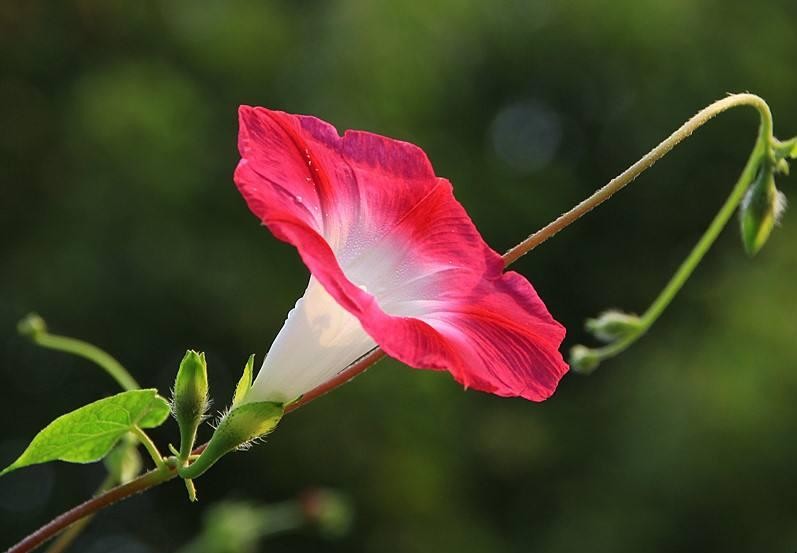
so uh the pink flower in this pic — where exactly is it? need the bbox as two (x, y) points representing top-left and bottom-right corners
(234, 107), (568, 404)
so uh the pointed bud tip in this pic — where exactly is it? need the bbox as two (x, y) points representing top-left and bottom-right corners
(173, 350), (210, 458)
(175, 350), (209, 397)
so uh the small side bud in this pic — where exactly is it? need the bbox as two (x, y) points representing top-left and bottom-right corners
(17, 313), (47, 338)
(570, 345), (601, 374)
(173, 350), (210, 460)
(585, 310), (642, 343)
(178, 401), (283, 480)
(739, 165), (786, 256)
(104, 440), (143, 484)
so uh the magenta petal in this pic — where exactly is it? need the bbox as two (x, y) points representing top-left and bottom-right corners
(235, 106), (568, 401)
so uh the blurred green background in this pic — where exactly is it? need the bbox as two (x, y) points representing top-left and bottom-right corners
(2, 0), (796, 551)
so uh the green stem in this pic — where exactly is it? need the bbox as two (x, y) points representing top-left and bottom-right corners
(178, 421), (200, 462)
(641, 149), (767, 328)
(131, 426), (166, 470)
(575, 95), (775, 369)
(25, 325), (140, 391)
(591, 148), (765, 362)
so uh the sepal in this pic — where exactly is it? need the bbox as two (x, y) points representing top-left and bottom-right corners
(178, 401), (284, 479)
(232, 354), (255, 408)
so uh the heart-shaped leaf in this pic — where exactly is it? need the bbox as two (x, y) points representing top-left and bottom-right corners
(1, 389), (170, 476)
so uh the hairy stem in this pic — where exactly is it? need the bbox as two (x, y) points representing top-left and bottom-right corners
(503, 93), (773, 265)
(7, 466), (177, 553)
(42, 474), (115, 553)
(285, 349), (387, 414)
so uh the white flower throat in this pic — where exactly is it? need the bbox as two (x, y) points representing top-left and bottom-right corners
(246, 277), (376, 403)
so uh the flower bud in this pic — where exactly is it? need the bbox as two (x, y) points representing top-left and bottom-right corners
(104, 438), (143, 484)
(17, 313), (47, 338)
(585, 310), (642, 343)
(739, 165), (787, 256)
(569, 345), (601, 374)
(173, 350), (209, 459)
(179, 401), (283, 480)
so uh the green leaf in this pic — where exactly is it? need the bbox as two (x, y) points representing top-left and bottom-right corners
(232, 354), (255, 407)
(1, 389), (170, 476)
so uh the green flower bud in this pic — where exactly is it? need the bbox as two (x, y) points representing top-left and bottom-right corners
(179, 401), (283, 480)
(17, 313), (47, 338)
(104, 438), (143, 484)
(739, 165), (787, 256)
(173, 350), (210, 459)
(569, 345), (601, 374)
(585, 310), (642, 343)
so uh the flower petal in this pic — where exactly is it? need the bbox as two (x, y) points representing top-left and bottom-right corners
(248, 278), (376, 404)
(235, 106), (568, 402)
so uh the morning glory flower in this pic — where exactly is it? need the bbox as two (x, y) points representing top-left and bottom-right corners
(234, 106), (568, 404)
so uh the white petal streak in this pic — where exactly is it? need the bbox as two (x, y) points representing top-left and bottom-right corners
(247, 278), (376, 403)
(248, 234), (457, 403)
